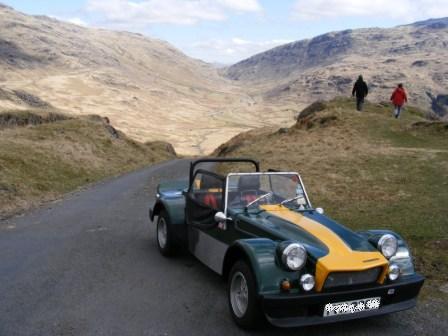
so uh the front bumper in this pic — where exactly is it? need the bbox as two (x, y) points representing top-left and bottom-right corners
(261, 273), (424, 328)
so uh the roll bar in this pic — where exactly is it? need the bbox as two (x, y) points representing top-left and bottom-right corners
(189, 157), (260, 186)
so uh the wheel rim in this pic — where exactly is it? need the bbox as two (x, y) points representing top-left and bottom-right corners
(157, 217), (167, 249)
(230, 271), (249, 318)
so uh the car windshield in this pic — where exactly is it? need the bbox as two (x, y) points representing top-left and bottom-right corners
(226, 173), (311, 211)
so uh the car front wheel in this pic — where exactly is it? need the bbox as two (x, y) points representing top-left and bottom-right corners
(228, 260), (263, 329)
(156, 210), (175, 256)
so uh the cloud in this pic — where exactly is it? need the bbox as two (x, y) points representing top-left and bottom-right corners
(217, 0), (261, 12)
(66, 17), (88, 26)
(292, 0), (448, 21)
(87, 0), (262, 26)
(190, 37), (293, 63)
(49, 15), (89, 26)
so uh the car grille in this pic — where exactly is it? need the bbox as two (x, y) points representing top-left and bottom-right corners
(324, 267), (382, 289)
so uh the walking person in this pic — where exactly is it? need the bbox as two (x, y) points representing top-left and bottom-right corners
(352, 75), (369, 111)
(390, 83), (408, 119)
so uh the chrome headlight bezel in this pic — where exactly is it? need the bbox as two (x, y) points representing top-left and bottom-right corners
(281, 243), (307, 271)
(378, 234), (398, 259)
(388, 263), (400, 281)
(300, 273), (315, 291)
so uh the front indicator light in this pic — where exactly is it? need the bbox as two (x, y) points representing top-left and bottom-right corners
(388, 264), (400, 281)
(280, 279), (291, 291)
(300, 274), (315, 291)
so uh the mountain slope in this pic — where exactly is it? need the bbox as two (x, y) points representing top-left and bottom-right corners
(225, 19), (448, 117)
(0, 5), (285, 155)
(214, 97), (448, 297)
(0, 108), (176, 218)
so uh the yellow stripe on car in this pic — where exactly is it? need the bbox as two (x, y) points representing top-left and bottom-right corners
(260, 204), (388, 292)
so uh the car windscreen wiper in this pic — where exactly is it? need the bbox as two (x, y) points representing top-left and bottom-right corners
(280, 195), (306, 206)
(245, 192), (273, 210)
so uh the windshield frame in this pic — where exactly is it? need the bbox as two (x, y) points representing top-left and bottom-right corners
(224, 172), (312, 216)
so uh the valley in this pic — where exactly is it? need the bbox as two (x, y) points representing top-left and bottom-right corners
(1, 4), (448, 332)
(0, 4), (293, 155)
(1, 4), (447, 156)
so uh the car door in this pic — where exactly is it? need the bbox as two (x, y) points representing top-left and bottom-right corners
(185, 170), (229, 274)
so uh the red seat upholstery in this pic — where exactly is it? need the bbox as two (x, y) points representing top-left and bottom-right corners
(203, 193), (218, 209)
(198, 174), (222, 209)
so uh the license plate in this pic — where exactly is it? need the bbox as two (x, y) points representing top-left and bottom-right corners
(323, 297), (381, 317)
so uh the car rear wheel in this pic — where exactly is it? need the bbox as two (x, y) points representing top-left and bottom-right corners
(157, 210), (175, 257)
(228, 260), (263, 329)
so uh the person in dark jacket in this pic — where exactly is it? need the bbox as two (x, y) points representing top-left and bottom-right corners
(390, 83), (408, 118)
(352, 75), (369, 111)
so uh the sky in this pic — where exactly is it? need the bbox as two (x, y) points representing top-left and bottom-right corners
(3, 0), (448, 64)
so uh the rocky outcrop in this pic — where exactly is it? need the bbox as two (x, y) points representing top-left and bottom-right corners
(0, 88), (51, 108)
(427, 93), (448, 117)
(226, 30), (353, 81)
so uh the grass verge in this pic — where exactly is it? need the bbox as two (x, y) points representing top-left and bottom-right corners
(213, 97), (448, 300)
(0, 109), (176, 218)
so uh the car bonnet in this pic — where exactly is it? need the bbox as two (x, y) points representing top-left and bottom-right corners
(259, 205), (389, 292)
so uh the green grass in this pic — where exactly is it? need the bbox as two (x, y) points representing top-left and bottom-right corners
(316, 153), (448, 278)
(215, 97), (448, 298)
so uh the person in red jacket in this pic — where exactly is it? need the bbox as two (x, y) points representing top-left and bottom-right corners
(390, 83), (408, 118)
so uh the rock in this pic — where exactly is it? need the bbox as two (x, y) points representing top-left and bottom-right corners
(104, 124), (119, 139)
(164, 143), (177, 156)
(214, 144), (240, 157)
(297, 101), (327, 120)
(12, 90), (51, 107)
(412, 60), (428, 67)
(426, 92), (448, 117)
(0, 38), (46, 68)
(328, 75), (352, 91)
(413, 18), (448, 30)
(440, 283), (448, 294)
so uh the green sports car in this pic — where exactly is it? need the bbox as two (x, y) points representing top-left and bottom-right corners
(149, 158), (424, 329)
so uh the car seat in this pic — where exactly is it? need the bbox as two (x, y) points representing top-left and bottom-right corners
(237, 175), (261, 205)
(200, 174), (221, 209)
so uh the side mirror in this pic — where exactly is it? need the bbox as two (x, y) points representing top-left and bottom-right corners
(315, 207), (324, 214)
(214, 211), (231, 222)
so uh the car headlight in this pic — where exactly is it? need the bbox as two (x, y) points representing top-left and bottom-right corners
(378, 234), (398, 259)
(300, 274), (315, 291)
(281, 243), (307, 271)
(388, 264), (400, 281)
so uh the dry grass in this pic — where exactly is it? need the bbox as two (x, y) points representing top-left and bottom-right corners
(0, 110), (176, 218)
(214, 97), (448, 299)
(0, 109), (70, 128)
(0, 6), (296, 155)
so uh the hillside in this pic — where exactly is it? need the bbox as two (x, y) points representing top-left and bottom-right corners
(225, 18), (448, 118)
(0, 108), (176, 218)
(214, 98), (448, 297)
(0, 4), (289, 155)
(2, 4), (448, 156)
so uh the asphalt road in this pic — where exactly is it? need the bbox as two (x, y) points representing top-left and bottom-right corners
(0, 159), (444, 336)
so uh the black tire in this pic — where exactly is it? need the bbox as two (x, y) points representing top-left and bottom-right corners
(227, 260), (264, 329)
(156, 210), (176, 257)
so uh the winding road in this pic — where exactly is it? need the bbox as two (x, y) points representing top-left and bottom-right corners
(0, 159), (443, 336)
